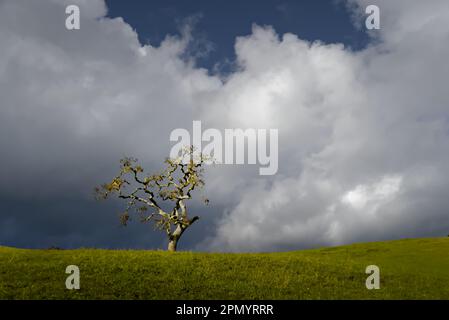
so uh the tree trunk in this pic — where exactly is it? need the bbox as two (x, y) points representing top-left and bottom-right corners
(167, 224), (184, 252)
(167, 216), (200, 252)
(168, 237), (178, 252)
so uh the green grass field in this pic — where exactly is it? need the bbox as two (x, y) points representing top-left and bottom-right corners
(1, 237), (448, 299)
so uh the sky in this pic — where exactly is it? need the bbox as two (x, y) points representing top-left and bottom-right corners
(105, 0), (370, 72)
(0, 0), (448, 252)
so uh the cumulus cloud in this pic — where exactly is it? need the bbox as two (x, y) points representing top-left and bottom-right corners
(204, 0), (449, 251)
(0, 0), (448, 251)
(341, 175), (402, 210)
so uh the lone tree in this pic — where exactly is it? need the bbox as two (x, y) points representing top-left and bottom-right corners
(95, 147), (209, 252)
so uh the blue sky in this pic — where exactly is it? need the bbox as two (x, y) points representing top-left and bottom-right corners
(106, 0), (369, 72)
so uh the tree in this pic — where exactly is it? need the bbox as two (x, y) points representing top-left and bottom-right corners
(95, 147), (209, 252)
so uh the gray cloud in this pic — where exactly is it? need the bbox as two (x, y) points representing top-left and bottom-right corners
(0, 0), (448, 251)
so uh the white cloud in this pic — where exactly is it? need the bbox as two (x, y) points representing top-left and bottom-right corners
(341, 175), (402, 210)
(204, 0), (449, 251)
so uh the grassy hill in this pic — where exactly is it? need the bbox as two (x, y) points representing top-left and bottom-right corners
(1, 237), (448, 299)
